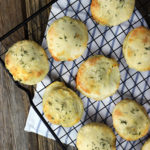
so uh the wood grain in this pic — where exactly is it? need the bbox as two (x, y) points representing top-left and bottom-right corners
(25, 0), (51, 43)
(0, 0), (65, 150)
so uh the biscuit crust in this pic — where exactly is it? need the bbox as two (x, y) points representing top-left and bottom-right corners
(43, 81), (84, 127)
(5, 40), (49, 85)
(142, 138), (150, 150)
(123, 26), (150, 71)
(46, 16), (88, 61)
(112, 99), (150, 141)
(76, 122), (116, 150)
(76, 55), (120, 101)
(91, 0), (135, 26)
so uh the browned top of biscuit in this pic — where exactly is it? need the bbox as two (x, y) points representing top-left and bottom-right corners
(76, 55), (120, 100)
(5, 40), (49, 85)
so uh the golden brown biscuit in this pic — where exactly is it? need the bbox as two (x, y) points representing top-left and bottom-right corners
(112, 99), (150, 141)
(43, 81), (84, 127)
(123, 26), (150, 71)
(5, 40), (49, 85)
(76, 122), (116, 150)
(46, 16), (88, 61)
(142, 138), (150, 150)
(76, 55), (120, 101)
(91, 0), (135, 26)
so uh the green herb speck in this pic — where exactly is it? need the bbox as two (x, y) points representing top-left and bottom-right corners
(102, 143), (106, 148)
(10, 51), (14, 54)
(64, 35), (67, 39)
(48, 102), (52, 105)
(131, 108), (139, 114)
(120, 120), (127, 125)
(20, 60), (24, 65)
(61, 103), (66, 111)
(56, 108), (60, 111)
(24, 50), (28, 54)
(21, 47), (24, 51)
(116, 0), (125, 9)
(107, 10), (110, 14)
(145, 47), (150, 50)
(23, 64), (26, 68)
(18, 79), (22, 82)
(31, 57), (35, 61)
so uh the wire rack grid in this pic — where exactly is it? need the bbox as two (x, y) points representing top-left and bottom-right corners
(0, 0), (150, 150)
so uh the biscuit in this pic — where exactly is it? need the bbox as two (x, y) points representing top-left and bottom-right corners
(142, 138), (150, 150)
(46, 16), (88, 61)
(123, 26), (150, 71)
(112, 99), (150, 141)
(76, 55), (120, 101)
(76, 122), (116, 150)
(43, 81), (84, 127)
(5, 40), (49, 85)
(91, 0), (135, 26)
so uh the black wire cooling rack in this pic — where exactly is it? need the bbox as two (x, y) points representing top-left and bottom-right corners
(0, 0), (150, 150)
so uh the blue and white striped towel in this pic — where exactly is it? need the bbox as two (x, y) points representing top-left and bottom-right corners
(25, 0), (150, 149)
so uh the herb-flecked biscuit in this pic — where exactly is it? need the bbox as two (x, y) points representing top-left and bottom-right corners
(91, 0), (135, 26)
(123, 26), (150, 71)
(43, 81), (84, 127)
(76, 55), (120, 101)
(112, 99), (150, 141)
(142, 138), (150, 150)
(46, 16), (88, 61)
(5, 40), (49, 85)
(76, 122), (116, 150)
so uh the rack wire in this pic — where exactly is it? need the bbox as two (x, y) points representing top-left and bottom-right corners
(0, 0), (150, 150)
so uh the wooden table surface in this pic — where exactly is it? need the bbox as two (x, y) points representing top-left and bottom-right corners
(0, 0), (150, 150)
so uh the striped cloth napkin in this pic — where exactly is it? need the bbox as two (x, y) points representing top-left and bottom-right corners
(25, 0), (150, 149)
